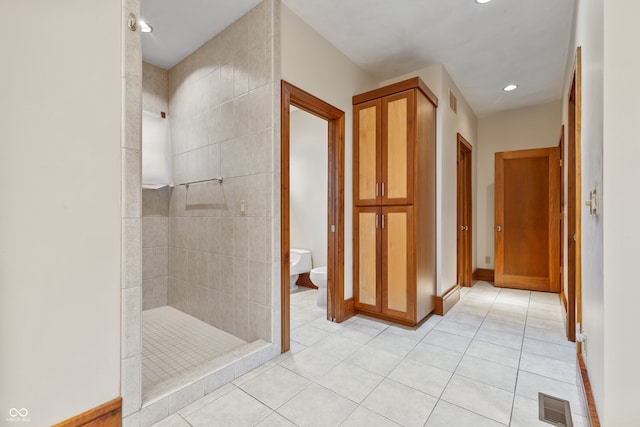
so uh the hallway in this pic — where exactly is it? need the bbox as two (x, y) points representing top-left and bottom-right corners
(150, 282), (584, 426)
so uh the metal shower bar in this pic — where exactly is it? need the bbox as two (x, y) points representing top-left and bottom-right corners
(180, 176), (224, 189)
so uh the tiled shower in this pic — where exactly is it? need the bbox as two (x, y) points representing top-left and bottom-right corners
(133, 0), (282, 424)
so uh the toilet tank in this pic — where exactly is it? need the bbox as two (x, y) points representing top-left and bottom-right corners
(290, 248), (312, 274)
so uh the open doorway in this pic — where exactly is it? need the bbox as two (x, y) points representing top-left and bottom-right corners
(280, 81), (346, 352)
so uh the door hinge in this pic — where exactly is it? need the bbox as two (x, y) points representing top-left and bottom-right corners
(331, 225), (336, 233)
(560, 159), (563, 167)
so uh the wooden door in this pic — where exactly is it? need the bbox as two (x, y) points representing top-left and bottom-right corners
(354, 100), (381, 206)
(382, 90), (415, 206)
(457, 135), (473, 287)
(354, 206), (381, 312)
(495, 148), (560, 292)
(381, 206), (415, 321)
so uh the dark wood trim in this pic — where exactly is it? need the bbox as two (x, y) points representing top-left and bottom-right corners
(575, 47), (583, 350)
(473, 268), (495, 282)
(53, 398), (122, 427)
(281, 80), (346, 353)
(457, 133), (473, 287)
(434, 284), (461, 316)
(344, 298), (356, 320)
(354, 309), (417, 327)
(561, 290), (568, 311)
(567, 47), (582, 345)
(559, 125), (565, 309)
(281, 82), (291, 353)
(577, 353), (601, 427)
(353, 77), (438, 108)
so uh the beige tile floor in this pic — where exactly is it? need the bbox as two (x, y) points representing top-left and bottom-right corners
(142, 306), (247, 403)
(151, 282), (587, 427)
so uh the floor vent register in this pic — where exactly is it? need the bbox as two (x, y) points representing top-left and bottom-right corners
(538, 392), (574, 427)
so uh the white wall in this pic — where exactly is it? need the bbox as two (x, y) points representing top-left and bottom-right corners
(0, 1), (122, 425)
(476, 102), (562, 269)
(290, 109), (329, 268)
(380, 65), (479, 294)
(281, 5), (378, 299)
(560, 0), (606, 418)
(602, 0), (640, 424)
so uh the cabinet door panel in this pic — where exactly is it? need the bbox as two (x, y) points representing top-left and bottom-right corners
(354, 100), (381, 206)
(354, 207), (381, 311)
(382, 91), (414, 205)
(382, 206), (414, 320)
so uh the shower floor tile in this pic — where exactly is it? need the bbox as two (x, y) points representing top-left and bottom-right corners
(142, 306), (247, 402)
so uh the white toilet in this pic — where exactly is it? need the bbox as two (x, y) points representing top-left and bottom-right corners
(290, 248), (312, 291)
(310, 266), (327, 306)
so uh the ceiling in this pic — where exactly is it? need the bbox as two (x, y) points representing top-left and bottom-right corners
(141, 0), (575, 117)
(141, 0), (262, 70)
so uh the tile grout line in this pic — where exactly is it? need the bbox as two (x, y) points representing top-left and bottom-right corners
(507, 288), (532, 426)
(429, 285), (510, 426)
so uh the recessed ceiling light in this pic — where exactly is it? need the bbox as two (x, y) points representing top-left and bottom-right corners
(476, 0), (492, 4)
(139, 20), (153, 33)
(503, 84), (518, 92)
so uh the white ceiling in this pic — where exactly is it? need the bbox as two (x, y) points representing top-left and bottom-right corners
(141, 0), (575, 117)
(141, 0), (262, 70)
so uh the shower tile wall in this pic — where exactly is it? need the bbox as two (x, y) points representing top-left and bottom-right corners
(166, 0), (278, 343)
(142, 188), (170, 309)
(121, 0), (143, 420)
(143, 61), (169, 115)
(142, 62), (171, 310)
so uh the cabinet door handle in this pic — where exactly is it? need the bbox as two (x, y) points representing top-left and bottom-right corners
(375, 183), (379, 197)
(376, 214), (379, 229)
(382, 214), (385, 229)
(382, 182), (385, 197)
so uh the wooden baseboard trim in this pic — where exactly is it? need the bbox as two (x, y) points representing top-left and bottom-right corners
(577, 353), (600, 427)
(434, 284), (461, 316)
(473, 268), (495, 282)
(354, 309), (418, 327)
(53, 397), (122, 427)
(343, 298), (356, 321)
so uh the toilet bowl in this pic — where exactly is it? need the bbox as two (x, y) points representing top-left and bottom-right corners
(290, 248), (312, 291)
(310, 266), (327, 306)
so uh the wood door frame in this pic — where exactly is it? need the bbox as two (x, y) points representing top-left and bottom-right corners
(559, 125), (566, 309)
(280, 81), (345, 353)
(457, 134), (473, 287)
(567, 47), (582, 344)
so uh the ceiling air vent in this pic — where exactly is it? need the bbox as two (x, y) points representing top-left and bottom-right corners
(538, 393), (573, 427)
(449, 90), (457, 114)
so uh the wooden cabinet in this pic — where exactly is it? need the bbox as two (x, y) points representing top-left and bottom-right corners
(354, 91), (415, 206)
(353, 78), (437, 326)
(354, 206), (415, 322)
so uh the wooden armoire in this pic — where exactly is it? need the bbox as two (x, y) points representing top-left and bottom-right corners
(353, 77), (438, 326)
